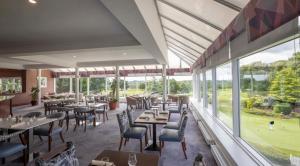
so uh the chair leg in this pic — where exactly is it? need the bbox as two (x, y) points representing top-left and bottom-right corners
(73, 119), (78, 132)
(124, 138), (128, 146)
(84, 120), (87, 132)
(119, 137), (123, 151)
(59, 132), (65, 143)
(149, 126), (152, 137)
(48, 136), (52, 152)
(145, 132), (148, 145)
(181, 141), (187, 160)
(106, 112), (109, 120)
(23, 149), (27, 166)
(162, 141), (164, 148)
(103, 113), (105, 123)
(38, 135), (43, 141)
(140, 139), (143, 153)
(2, 158), (5, 164)
(66, 118), (69, 131)
(159, 141), (162, 156)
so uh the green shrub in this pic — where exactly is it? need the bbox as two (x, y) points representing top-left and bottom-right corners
(273, 103), (292, 115)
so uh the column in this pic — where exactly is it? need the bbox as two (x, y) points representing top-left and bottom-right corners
(212, 68), (217, 116)
(87, 77), (90, 95)
(232, 59), (240, 136)
(123, 76), (126, 96)
(69, 77), (73, 93)
(116, 66), (120, 102)
(162, 64), (167, 102)
(167, 76), (170, 94)
(105, 77), (108, 95)
(75, 67), (80, 103)
(53, 78), (56, 94)
(37, 69), (42, 105)
(145, 76), (147, 94)
(197, 72), (201, 102)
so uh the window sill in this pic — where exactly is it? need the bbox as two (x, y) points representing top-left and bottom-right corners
(190, 98), (271, 166)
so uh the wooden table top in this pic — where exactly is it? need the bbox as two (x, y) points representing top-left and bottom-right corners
(65, 103), (107, 108)
(134, 111), (169, 124)
(93, 150), (159, 166)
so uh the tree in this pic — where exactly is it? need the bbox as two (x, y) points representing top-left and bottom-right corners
(270, 67), (300, 103)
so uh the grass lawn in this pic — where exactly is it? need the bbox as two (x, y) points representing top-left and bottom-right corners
(217, 89), (300, 165)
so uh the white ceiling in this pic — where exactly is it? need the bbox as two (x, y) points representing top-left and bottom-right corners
(0, 0), (168, 69)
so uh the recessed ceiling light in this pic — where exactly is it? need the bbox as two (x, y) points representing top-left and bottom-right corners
(73, 56), (77, 58)
(28, 0), (37, 4)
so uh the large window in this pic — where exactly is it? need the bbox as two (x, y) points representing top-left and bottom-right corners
(90, 77), (106, 95)
(205, 70), (212, 111)
(125, 77), (145, 96)
(168, 76), (192, 96)
(239, 38), (300, 165)
(56, 78), (70, 93)
(199, 73), (203, 101)
(216, 63), (233, 129)
(0, 77), (22, 94)
(146, 76), (163, 95)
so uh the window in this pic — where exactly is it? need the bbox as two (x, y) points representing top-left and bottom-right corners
(199, 73), (203, 101)
(55, 78), (70, 93)
(205, 70), (213, 110)
(239, 38), (300, 165)
(89, 78), (106, 95)
(146, 76), (163, 95)
(168, 76), (192, 96)
(0, 77), (22, 94)
(125, 77), (146, 96)
(216, 63), (233, 129)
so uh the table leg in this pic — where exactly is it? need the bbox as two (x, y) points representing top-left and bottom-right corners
(25, 128), (34, 162)
(163, 103), (165, 111)
(9, 99), (13, 117)
(145, 124), (160, 151)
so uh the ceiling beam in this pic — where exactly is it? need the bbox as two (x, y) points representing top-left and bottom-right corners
(168, 49), (193, 65)
(168, 46), (197, 62)
(165, 34), (203, 54)
(214, 0), (241, 12)
(161, 15), (213, 43)
(158, 0), (223, 31)
(163, 26), (207, 50)
(167, 41), (199, 58)
(168, 45), (197, 61)
(77, 59), (158, 67)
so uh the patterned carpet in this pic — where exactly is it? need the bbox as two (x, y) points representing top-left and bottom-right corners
(3, 104), (217, 166)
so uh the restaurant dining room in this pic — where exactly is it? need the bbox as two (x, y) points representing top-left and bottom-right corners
(0, 0), (299, 166)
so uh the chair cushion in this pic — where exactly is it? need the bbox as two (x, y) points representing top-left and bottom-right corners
(124, 127), (146, 139)
(159, 129), (181, 142)
(132, 124), (148, 129)
(163, 122), (180, 130)
(0, 143), (26, 158)
(168, 108), (180, 113)
(95, 109), (105, 113)
(34, 127), (63, 136)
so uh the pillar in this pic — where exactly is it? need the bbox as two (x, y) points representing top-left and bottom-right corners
(87, 77), (90, 95)
(162, 64), (167, 102)
(69, 77), (73, 93)
(116, 66), (120, 102)
(75, 67), (80, 103)
(37, 69), (42, 105)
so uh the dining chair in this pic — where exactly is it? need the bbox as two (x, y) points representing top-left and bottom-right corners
(159, 115), (188, 159)
(73, 107), (96, 132)
(23, 111), (42, 118)
(126, 97), (138, 110)
(0, 130), (27, 166)
(168, 99), (183, 119)
(126, 109), (151, 137)
(58, 107), (75, 131)
(33, 112), (65, 152)
(163, 110), (187, 130)
(95, 105), (108, 123)
(116, 111), (148, 152)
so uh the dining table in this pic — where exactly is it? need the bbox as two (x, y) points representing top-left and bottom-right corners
(92, 150), (159, 166)
(0, 115), (60, 162)
(134, 109), (169, 151)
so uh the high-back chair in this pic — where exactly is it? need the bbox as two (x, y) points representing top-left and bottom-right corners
(126, 109), (151, 137)
(159, 115), (188, 159)
(0, 130), (27, 165)
(57, 107), (75, 131)
(116, 111), (148, 152)
(73, 107), (96, 132)
(33, 112), (65, 152)
(163, 110), (187, 130)
(126, 97), (138, 110)
(168, 99), (183, 119)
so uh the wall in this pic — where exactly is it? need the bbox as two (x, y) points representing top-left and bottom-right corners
(0, 69), (54, 106)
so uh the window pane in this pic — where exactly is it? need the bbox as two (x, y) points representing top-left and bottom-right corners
(56, 78), (70, 93)
(90, 78), (106, 95)
(168, 76), (192, 96)
(216, 63), (233, 129)
(205, 70), (213, 114)
(240, 38), (300, 165)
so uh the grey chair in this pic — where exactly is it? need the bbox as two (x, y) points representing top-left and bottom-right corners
(163, 111), (187, 130)
(34, 112), (65, 152)
(58, 107), (75, 131)
(73, 107), (96, 132)
(168, 99), (183, 119)
(126, 109), (151, 137)
(159, 115), (188, 159)
(117, 111), (148, 152)
(0, 130), (27, 165)
(95, 105), (109, 123)
(23, 111), (42, 118)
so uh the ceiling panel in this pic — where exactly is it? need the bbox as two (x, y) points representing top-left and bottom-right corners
(163, 0), (238, 29)
(157, 1), (220, 40)
(169, 47), (196, 62)
(167, 42), (198, 59)
(164, 28), (205, 53)
(166, 37), (204, 54)
(225, 0), (250, 8)
(162, 17), (211, 48)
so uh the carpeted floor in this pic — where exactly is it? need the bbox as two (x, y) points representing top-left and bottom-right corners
(2, 104), (217, 166)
